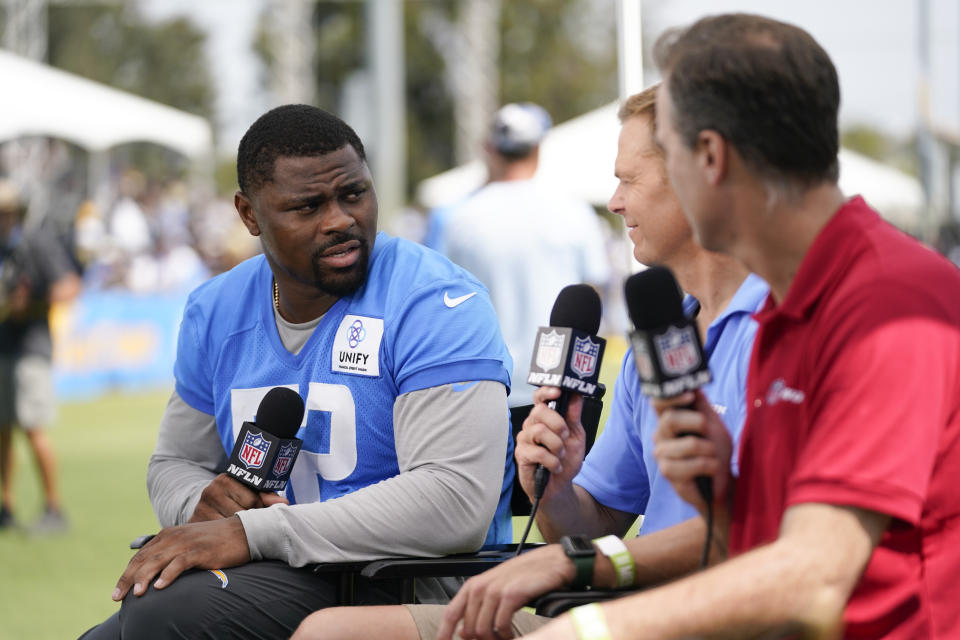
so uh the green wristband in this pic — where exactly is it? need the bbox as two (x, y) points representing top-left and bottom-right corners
(571, 603), (612, 640)
(593, 534), (635, 588)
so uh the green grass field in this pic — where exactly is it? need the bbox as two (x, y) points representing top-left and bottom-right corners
(0, 337), (627, 639)
(0, 389), (169, 639)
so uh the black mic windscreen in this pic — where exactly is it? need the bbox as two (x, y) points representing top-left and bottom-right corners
(256, 387), (305, 439)
(549, 284), (602, 334)
(624, 265), (685, 330)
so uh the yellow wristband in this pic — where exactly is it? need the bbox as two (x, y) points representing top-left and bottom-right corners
(593, 534), (635, 588)
(570, 603), (612, 640)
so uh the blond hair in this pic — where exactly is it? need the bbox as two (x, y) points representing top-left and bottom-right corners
(618, 83), (659, 123)
(618, 84), (662, 158)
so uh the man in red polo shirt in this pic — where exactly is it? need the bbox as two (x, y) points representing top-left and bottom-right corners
(521, 13), (960, 640)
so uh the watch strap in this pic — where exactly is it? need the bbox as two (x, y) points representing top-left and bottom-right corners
(561, 535), (596, 589)
(593, 534), (635, 588)
(569, 553), (594, 589)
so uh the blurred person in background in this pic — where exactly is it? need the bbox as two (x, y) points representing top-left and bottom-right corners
(0, 178), (81, 534)
(434, 102), (610, 412)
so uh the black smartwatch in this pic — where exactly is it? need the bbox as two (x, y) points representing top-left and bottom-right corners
(560, 535), (596, 589)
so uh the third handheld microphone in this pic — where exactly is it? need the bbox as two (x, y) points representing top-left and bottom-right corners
(624, 265), (712, 504)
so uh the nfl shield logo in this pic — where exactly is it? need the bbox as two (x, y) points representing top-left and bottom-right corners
(272, 442), (297, 476)
(655, 326), (701, 376)
(570, 336), (599, 378)
(240, 431), (270, 469)
(535, 330), (565, 371)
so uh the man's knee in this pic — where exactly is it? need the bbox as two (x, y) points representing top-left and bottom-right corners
(118, 577), (216, 640)
(292, 605), (423, 640)
(291, 607), (351, 640)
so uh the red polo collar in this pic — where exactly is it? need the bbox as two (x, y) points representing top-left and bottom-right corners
(754, 196), (879, 324)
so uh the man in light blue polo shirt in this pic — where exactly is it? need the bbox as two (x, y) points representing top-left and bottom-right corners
(574, 273), (765, 537)
(290, 84), (769, 640)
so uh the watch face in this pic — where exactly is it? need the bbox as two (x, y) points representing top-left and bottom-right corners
(561, 535), (596, 557)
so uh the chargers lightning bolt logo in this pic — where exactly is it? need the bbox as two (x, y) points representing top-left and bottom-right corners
(209, 569), (228, 589)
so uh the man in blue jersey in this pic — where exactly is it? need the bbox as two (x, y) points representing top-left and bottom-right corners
(290, 85), (768, 640)
(79, 105), (515, 639)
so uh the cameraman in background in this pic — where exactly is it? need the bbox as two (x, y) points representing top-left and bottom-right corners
(0, 178), (80, 534)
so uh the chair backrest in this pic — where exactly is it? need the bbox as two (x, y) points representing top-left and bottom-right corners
(509, 387), (605, 517)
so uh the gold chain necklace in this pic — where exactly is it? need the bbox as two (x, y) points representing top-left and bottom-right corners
(273, 279), (280, 312)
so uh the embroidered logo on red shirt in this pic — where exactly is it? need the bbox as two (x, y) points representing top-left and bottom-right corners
(766, 378), (805, 406)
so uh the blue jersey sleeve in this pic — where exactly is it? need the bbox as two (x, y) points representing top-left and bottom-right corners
(388, 279), (512, 395)
(173, 296), (215, 415)
(574, 351), (651, 515)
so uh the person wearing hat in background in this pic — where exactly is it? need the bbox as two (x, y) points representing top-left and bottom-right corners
(428, 102), (611, 415)
(0, 178), (81, 534)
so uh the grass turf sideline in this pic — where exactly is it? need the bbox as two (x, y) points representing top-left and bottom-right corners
(0, 337), (628, 638)
(0, 389), (167, 639)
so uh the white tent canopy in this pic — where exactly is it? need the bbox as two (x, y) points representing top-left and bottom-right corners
(417, 102), (621, 212)
(0, 50), (212, 158)
(417, 102), (925, 232)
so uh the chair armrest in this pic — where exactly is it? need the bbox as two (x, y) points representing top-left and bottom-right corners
(308, 544), (543, 605)
(533, 587), (637, 618)
(130, 534), (156, 549)
(307, 543), (544, 581)
(360, 546), (538, 580)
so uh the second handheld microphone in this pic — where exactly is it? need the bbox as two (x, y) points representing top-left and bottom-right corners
(624, 265), (712, 505)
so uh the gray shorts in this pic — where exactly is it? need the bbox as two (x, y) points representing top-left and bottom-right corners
(404, 604), (549, 639)
(0, 354), (55, 429)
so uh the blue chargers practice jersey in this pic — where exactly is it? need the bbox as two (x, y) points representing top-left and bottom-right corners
(174, 232), (515, 544)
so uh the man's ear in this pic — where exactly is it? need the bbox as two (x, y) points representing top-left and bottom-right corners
(235, 190), (260, 236)
(696, 130), (728, 186)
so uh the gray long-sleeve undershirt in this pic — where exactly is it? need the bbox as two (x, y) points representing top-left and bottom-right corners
(147, 381), (509, 567)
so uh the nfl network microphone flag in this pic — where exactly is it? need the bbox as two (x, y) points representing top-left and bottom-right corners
(527, 326), (606, 398)
(630, 321), (711, 397)
(228, 427), (304, 492)
(226, 387), (305, 492)
(625, 266), (711, 398)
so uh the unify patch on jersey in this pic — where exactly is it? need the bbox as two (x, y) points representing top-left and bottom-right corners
(332, 315), (384, 376)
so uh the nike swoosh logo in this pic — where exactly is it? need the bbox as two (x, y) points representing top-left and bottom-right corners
(443, 291), (477, 308)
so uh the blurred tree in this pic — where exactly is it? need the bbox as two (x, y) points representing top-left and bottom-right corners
(47, 3), (214, 121)
(842, 124), (919, 177)
(255, 0), (617, 200)
(44, 2), (214, 182)
(500, 0), (616, 123)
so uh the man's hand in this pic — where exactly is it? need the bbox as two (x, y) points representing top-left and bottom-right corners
(652, 390), (733, 514)
(112, 516), (251, 601)
(188, 473), (289, 522)
(437, 544), (575, 640)
(515, 386), (586, 504)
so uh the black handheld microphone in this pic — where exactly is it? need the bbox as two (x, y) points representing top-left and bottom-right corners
(515, 284), (606, 555)
(624, 266), (712, 505)
(526, 284), (606, 496)
(527, 284), (606, 416)
(129, 387), (305, 551)
(226, 386), (305, 493)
